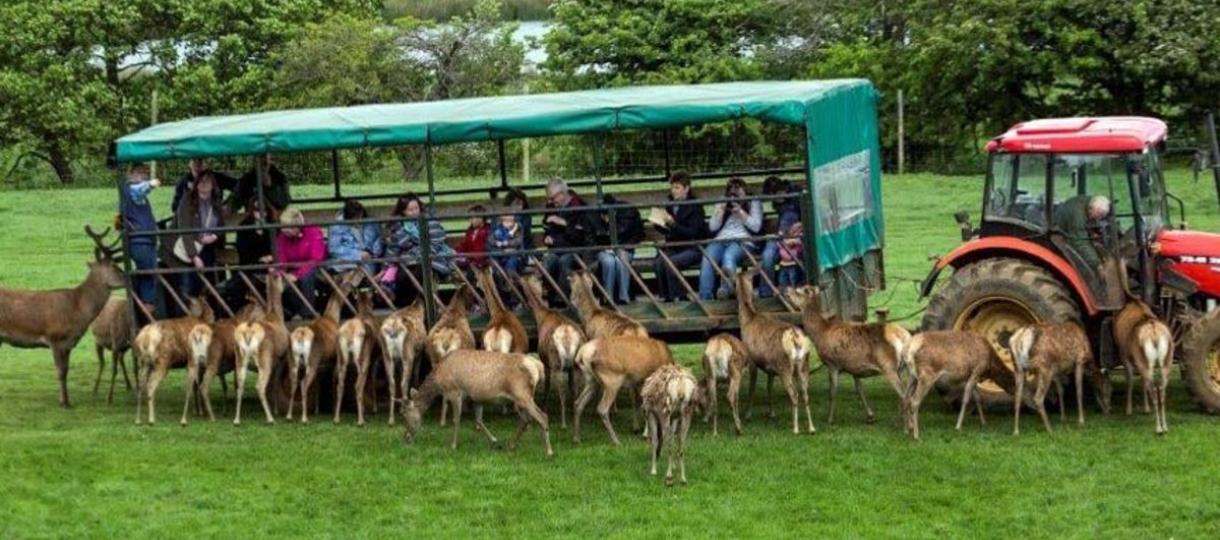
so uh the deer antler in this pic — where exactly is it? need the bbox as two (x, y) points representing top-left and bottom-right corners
(85, 225), (125, 262)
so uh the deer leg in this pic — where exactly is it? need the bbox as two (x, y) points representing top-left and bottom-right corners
(518, 396), (553, 457)
(552, 368), (568, 429)
(93, 345), (105, 396)
(299, 358), (316, 424)
(1013, 368), (1024, 436)
(1124, 359), (1135, 415)
(507, 405), (529, 450)
(663, 415), (677, 486)
(973, 385), (986, 426)
(134, 359), (148, 425)
(798, 361), (815, 434)
(399, 356), (413, 425)
(255, 353), (276, 424)
(475, 405), (499, 445)
(285, 361), (300, 422)
(118, 350), (133, 392)
(384, 352), (398, 425)
(1033, 372), (1053, 433)
(107, 349), (121, 403)
(333, 356), (348, 424)
(450, 396), (464, 450)
(826, 367), (839, 424)
(728, 372), (743, 436)
(234, 351), (250, 426)
(1054, 379), (1065, 422)
(648, 413), (661, 476)
(53, 345), (72, 408)
(354, 348), (371, 426)
(745, 364), (758, 420)
(956, 373), (978, 431)
(199, 363), (217, 422)
(180, 359), (200, 426)
(1075, 362), (1085, 426)
(678, 411), (691, 485)
(852, 375), (875, 424)
(144, 363), (167, 425)
(766, 373), (776, 419)
(780, 373), (799, 435)
(572, 368), (597, 443)
(598, 377), (625, 446)
(704, 374), (718, 432)
(909, 376), (936, 441)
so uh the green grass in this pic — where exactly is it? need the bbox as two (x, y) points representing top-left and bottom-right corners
(1, 171), (1219, 538)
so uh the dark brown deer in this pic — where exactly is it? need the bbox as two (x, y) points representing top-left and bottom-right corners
(0, 226), (125, 407)
(91, 297), (135, 403)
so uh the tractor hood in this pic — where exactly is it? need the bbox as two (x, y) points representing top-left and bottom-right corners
(1157, 230), (1220, 299)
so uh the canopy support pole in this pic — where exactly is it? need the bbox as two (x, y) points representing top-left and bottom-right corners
(497, 139), (509, 192)
(331, 149), (341, 201)
(801, 127), (819, 285)
(421, 142), (438, 326)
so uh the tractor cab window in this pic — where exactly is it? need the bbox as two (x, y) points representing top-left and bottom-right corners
(1050, 154), (1126, 260)
(985, 153), (1048, 229)
(1128, 151), (1168, 236)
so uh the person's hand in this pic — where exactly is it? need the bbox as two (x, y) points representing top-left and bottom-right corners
(714, 203), (726, 217)
(200, 233), (218, 245)
(546, 215), (567, 226)
(733, 206), (748, 219)
(149, 178), (162, 189)
(258, 255), (274, 264)
(192, 256), (205, 270)
(544, 235), (554, 246)
(285, 273), (298, 283)
(665, 212), (676, 226)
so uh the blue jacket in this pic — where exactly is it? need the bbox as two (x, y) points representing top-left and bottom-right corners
(121, 181), (158, 245)
(328, 212), (384, 272)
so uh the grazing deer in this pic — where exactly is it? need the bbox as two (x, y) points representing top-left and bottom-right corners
(91, 298), (135, 403)
(900, 330), (1000, 440)
(1113, 297), (1174, 434)
(641, 364), (701, 486)
(335, 290), (380, 425)
(572, 335), (674, 445)
(519, 273), (585, 428)
(133, 297), (215, 424)
(787, 285), (910, 425)
(233, 274), (290, 425)
(476, 266), (528, 354)
(425, 285), (477, 426)
(288, 285), (349, 423)
(380, 298), (426, 425)
(737, 271), (815, 434)
(567, 270), (647, 339)
(0, 225), (125, 407)
(401, 349), (552, 456)
(701, 333), (749, 435)
(182, 300), (265, 425)
(1010, 321), (1093, 435)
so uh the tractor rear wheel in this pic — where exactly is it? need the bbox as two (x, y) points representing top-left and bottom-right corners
(922, 258), (1081, 405)
(1182, 308), (1220, 414)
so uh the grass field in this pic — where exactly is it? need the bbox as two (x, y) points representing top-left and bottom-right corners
(1, 171), (1218, 538)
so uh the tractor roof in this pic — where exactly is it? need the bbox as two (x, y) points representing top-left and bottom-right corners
(986, 117), (1167, 154)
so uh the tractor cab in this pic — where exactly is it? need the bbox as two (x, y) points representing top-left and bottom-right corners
(975, 117), (1171, 309)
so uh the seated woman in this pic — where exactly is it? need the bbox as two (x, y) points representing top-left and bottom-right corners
(276, 207), (326, 320)
(328, 199), (383, 276)
(596, 194), (644, 305)
(379, 193), (454, 305)
(162, 171), (225, 305)
(699, 177), (762, 300)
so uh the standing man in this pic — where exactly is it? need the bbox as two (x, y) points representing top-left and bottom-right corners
(541, 178), (599, 299)
(229, 154), (291, 215)
(172, 158), (237, 213)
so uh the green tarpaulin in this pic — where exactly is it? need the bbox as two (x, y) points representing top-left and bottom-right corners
(113, 80), (883, 271)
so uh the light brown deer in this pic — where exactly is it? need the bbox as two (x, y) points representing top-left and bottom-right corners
(288, 286), (349, 423)
(1009, 321), (1093, 435)
(182, 300), (265, 425)
(567, 270), (647, 339)
(380, 298), (427, 425)
(572, 335), (674, 445)
(737, 271), (815, 434)
(476, 266), (528, 354)
(0, 225), (125, 407)
(701, 333), (749, 435)
(335, 290), (380, 425)
(425, 285), (478, 426)
(787, 284), (910, 425)
(900, 330), (1001, 440)
(91, 297), (135, 403)
(518, 273), (585, 428)
(133, 297), (215, 424)
(641, 363), (702, 486)
(233, 273), (290, 425)
(1113, 297), (1174, 434)
(401, 349), (552, 456)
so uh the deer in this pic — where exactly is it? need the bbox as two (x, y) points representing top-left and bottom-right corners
(91, 297), (135, 403)
(334, 290), (381, 425)
(641, 363), (702, 486)
(899, 330), (1004, 440)
(133, 297), (215, 424)
(476, 266), (528, 354)
(566, 270), (647, 339)
(287, 282), (351, 424)
(1113, 296), (1174, 434)
(232, 273), (290, 425)
(518, 273), (586, 428)
(0, 225), (126, 407)
(401, 349), (552, 456)
(380, 298), (427, 425)
(701, 333), (749, 436)
(1009, 321), (1094, 435)
(572, 335), (674, 445)
(787, 284), (911, 426)
(425, 284), (478, 426)
(737, 270), (815, 434)
(182, 300), (265, 425)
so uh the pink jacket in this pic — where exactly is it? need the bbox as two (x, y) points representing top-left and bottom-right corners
(276, 226), (326, 280)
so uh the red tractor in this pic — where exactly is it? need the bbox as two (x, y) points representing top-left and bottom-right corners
(920, 117), (1220, 410)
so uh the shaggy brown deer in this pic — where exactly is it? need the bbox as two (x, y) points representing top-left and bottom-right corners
(641, 363), (702, 486)
(900, 330), (1002, 440)
(787, 284), (910, 425)
(425, 285), (478, 425)
(567, 270), (647, 339)
(0, 225), (125, 407)
(1009, 321), (1093, 435)
(401, 349), (552, 456)
(91, 297), (135, 403)
(572, 335), (674, 445)
(233, 274), (290, 425)
(182, 301), (265, 425)
(737, 271), (815, 434)
(335, 290), (380, 425)
(518, 273), (585, 428)
(380, 298), (427, 425)
(133, 297), (215, 424)
(1113, 297), (1174, 434)
(476, 266), (528, 354)
(288, 287), (349, 423)
(701, 333), (749, 436)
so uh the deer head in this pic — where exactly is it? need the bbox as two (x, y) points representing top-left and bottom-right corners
(85, 225), (126, 289)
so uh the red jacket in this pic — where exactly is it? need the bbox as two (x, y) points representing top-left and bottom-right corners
(456, 223), (490, 268)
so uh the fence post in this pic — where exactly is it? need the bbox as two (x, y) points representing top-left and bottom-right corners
(897, 89), (905, 176)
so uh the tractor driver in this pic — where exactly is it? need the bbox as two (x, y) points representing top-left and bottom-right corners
(1055, 194), (1110, 268)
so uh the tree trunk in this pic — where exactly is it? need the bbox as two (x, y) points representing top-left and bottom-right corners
(46, 140), (75, 185)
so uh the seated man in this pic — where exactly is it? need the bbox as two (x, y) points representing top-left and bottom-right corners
(1054, 194), (1109, 268)
(541, 178), (600, 300)
(652, 171), (708, 302)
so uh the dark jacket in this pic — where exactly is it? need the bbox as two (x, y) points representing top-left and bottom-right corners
(162, 193), (226, 267)
(601, 194), (645, 245)
(235, 215), (273, 266)
(172, 171), (238, 213)
(229, 165), (291, 214)
(543, 192), (601, 249)
(657, 194), (709, 243)
(773, 186), (802, 233)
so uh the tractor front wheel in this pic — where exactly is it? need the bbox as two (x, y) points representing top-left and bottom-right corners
(1182, 308), (1220, 414)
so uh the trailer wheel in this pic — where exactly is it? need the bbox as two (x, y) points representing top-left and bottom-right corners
(922, 258), (1081, 405)
(1182, 308), (1220, 414)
